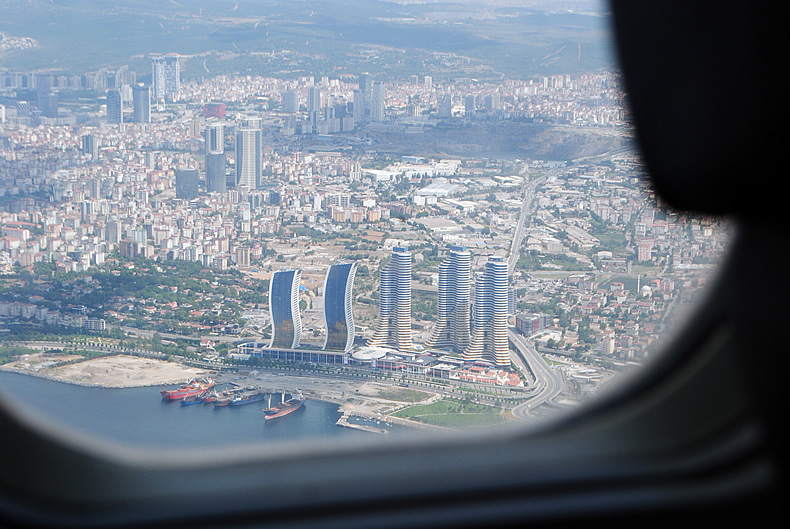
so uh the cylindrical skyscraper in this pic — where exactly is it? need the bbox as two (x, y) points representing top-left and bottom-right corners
(427, 246), (471, 353)
(369, 247), (413, 351)
(465, 256), (510, 367)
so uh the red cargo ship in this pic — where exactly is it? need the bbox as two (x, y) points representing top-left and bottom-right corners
(160, 378), (215, 400)
(263, 391), (305, 420)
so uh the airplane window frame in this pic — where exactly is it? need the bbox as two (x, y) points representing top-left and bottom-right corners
(0, 222), (778, 528)
(0, 1), (783, 527)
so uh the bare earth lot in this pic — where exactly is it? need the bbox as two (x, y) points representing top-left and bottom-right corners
(1, 354), (206, 388)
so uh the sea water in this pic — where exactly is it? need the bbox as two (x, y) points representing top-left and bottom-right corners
(0, 371), (370, 448)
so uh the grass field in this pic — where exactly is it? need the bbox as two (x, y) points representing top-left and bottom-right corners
(390, 398), (507, 428)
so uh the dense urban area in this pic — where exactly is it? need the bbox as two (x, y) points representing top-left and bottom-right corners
(0, 47), (728, 427)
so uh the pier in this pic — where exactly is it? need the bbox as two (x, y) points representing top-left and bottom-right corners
(336, 413), (390, 435)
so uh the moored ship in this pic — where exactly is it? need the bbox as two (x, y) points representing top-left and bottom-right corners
(264, 391), (306, 420)
(228, 389), (267, 407)
(160, 378), (215, 400)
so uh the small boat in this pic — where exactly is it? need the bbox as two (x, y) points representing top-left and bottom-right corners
(180, 395), (203, 406)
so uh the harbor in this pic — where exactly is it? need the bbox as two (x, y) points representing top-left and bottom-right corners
(2, 354), (453, 434)
(159, 377), (307, 420)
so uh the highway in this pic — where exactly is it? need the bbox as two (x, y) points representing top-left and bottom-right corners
(507, 173), (545, 275)
(508, 329), (564, 420)
(505, 169), (562, 419)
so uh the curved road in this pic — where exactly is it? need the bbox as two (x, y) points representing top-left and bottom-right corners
(509, 330), (563, 420)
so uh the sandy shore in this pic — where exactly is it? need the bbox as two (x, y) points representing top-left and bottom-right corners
(1, 354), (207, 388)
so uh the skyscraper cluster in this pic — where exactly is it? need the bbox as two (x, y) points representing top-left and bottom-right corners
(426, 250), (510, 367)
(369, 247), (414, 351)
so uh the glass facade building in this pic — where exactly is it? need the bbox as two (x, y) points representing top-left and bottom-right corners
(322, 262), (359, 352)
(175, 168), (199, 200)
(269, 269), (303, 350)
(106, 89), (122, 124)
(132, 84), (150, 123)
(204, 123), (225, 193)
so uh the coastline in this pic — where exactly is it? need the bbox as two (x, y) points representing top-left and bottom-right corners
(1, 355), (450, 431)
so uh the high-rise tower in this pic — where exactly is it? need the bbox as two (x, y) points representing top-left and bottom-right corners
(307, 85), (321, 131)
(235, 123), (261, 190)
(352, 89), (366, 122)
(269, 269), (303, 349)
(427, 247), (471, 353)
(175, 168), (198, 200)
(323, 262), (359, 352)
(151, 55), (180, 101)
(465, 256), (510, 367)
(106, 89), (122, 124)
(35, 74), (58, 118)
(281, 90), (299, 113)
(369, 247), (413, 351)
(204, 122), (226, 193)
(132, 84), (150, 123)
(371, 82), (385, 123)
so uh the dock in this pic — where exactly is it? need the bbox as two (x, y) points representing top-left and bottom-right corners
(336, 413), (390, 435)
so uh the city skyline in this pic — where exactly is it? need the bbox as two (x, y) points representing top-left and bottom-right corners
(0, 59), (727, 387)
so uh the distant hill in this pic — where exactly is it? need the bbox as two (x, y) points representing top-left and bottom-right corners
(0, 0), (615, 79)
